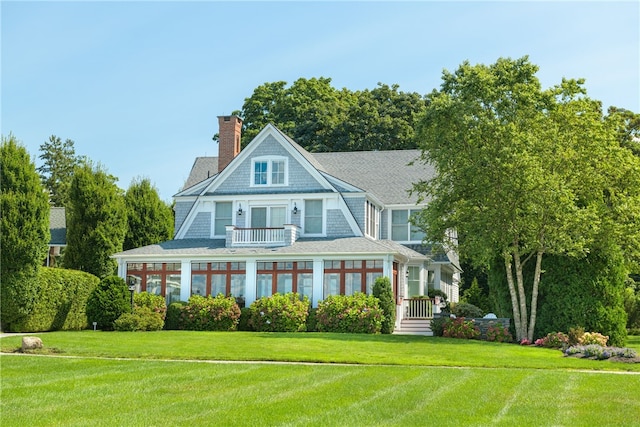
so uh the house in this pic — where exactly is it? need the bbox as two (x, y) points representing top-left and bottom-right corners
(46, 207), (66, 267)
(112, 116), (460, 333)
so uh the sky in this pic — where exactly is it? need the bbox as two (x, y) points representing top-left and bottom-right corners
(2, 1), (639, 202)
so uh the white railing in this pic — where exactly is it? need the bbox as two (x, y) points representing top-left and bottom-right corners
(403, 298), (434, 319)
(232, 227), (286, 246)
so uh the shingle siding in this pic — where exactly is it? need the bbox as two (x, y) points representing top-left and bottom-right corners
(184, 212), (211, 239)
(326, 209), (355, 238)
(343, 197), (365, 233)
(174, 201), (195, 232)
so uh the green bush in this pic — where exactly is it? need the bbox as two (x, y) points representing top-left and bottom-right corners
(164, 301), (187, 330)
(535, 332), (569, 348)
(451, 302), (484, 319)
(249, 293), (310, 332)
(442, 317), (480, 339)
(11, 267), (99, 332)
(372, 276), (395, 334)
(306, 308), (318, 332)
(486, 325), (512, 343)
(460, 277), (490, 313)
(134, 292), (167, 321)
(86, 276), (131, 330)
(430, 315), (450, 337)
(316, 293), (383, 334)
(237, 307), (254, 331)
(180, 294), (241, 331)
(114, 306), (164, 331)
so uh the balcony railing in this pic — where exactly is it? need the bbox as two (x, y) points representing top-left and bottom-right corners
(403, 298), (434, 319)
(226, 225), (299, 248)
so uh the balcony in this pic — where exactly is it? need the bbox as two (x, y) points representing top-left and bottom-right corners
(225, 224), (299, 248)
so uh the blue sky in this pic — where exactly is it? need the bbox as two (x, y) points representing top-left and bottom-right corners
(2, 1), (639, 202)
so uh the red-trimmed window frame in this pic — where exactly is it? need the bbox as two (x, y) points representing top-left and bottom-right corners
(323, 260), (384, 295)
(256, 261), (313, 295)
(126, 262), (181, 297)
(191, 261), (246, 297)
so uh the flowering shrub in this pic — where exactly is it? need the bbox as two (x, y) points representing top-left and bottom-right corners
(486, 325), (512, 343)
(568, 327), (585, 346)
(249, 293), (310, 332)
(316, 293), (383, 334)
(535, 332), (569, 348)
(430, 316), (451, 337)
(442, 318), (480, 340)
(114, 306), (164, 331)
(564, 344), (637, 360)
(134, 292), (167, 321)
(520, 338), (532, 346)
(580, 332), (609, 346)
(179, 294), (241, 331)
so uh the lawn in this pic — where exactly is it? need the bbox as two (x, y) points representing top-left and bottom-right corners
(1, 332), (639, 426)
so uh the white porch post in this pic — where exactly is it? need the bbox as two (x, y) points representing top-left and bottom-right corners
(312, 258), (324, 308)
(433, 265), (442, 292)
(180, 260), (191, 302)
(244, 259), (257, 307)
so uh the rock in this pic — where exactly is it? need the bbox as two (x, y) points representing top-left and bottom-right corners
(483, 313), (497, 319)
(21, 336), (43, 351)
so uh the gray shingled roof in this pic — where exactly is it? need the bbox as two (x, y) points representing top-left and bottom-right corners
(112, 237), (428, 261)
(182, 157), (218, 190)
(49, 207), (66, 246)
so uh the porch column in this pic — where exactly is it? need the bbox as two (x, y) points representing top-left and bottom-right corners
(180, 260), (192, 302)
(244, 259), (257, 307)
(312, 258), (324, 308)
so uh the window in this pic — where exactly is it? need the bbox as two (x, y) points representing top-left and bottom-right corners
(407, 266), (421, 297)
(190, 262), (247, 307)
(127, 262), (182, 305)
(323, 260), (383, 298)
(256, 261), (313, 300)
(252, 157), (287, 186)
(304, 199), (323, 234)
(391, 209), (426, 242)
(251, 206), (286, 228)
(214, 202), (232, 236)
(365, 201), (380, 238)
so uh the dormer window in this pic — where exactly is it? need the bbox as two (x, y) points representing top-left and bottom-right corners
(252, 157), (287, 186)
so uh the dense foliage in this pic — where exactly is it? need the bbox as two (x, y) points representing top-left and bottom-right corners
(412, 56), (640, 341)
(114, 306), (164, 332)
(372, 276), (395, 334)
(64, 162), (127, 278)
(86, 276), (131, 330)
(235, 77), (426, 152)
(179, 295), (241, 331)
(1, 135), (50, 331)
(442, 318), (481, 339)
(248, 293), (310, 332)
(10, 268), (99, 332)
(37, 135), (80, 207)
(123, 178), (174, 250)
(315, 293), (384, 334)
(164, 301), (187, 330)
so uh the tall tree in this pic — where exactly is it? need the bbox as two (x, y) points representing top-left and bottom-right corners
(64, 162), (127, 278)
(124, 177), (174, 250)
(0, 134), (50, 330)
(412, 57), (640, 341)
(37, 135), (79, 206)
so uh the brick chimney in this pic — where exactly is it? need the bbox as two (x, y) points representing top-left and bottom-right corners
(217, 115), (243, 171)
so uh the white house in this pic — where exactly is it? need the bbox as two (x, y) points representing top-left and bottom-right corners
(112, 116), (460, 333)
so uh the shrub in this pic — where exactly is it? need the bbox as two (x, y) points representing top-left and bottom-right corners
(180, 294), (241, 331)
(486, 325), (512, 343)
(451, 302), (483, 319)
(237, 307), (254, 331)
(442, 317), (480, 339)
(86, 276), (131, 330)
(535, 332), (569, 348)
(568, 326), (585, 346)
(134, 292), (167, 321)
(372, 276), (395, 334)
(430, 316), (450, 337)
(306, 308), (318, 332)
(164, 301), (186, 330)
(114, 306), (164, 331)
(249, 293), (309, 332)
(11, 267), (99, 332)
(316, 293), (383, 334)
(581, 331), (609, 346)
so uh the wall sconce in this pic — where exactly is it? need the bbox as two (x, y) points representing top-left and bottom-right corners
(293, 203), (298, 215)
(237, 204), (243, 216)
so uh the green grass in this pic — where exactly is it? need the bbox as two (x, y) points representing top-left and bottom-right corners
(1, 332), (639, 426)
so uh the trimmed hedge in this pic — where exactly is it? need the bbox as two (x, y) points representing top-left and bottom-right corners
(11, 267), (99, 332)
(179, 295), (241, 331)
(86, 276), (131, 330)
(316, 293), (383, 334)
(249, 293), (310, 332)
(164, 301), (187, 330)
(373, 276), (395, 334)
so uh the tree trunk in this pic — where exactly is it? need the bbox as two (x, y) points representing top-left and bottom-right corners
(504, 255), (523, 341)
(513, 250), (529, 340)
(527, 250), (544, 341)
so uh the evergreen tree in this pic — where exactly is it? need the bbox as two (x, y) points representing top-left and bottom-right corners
(64, 162), (127, 278)
(0, 134), (50, 330)
(124, 177), (174, 250)
(37, 135), (79, 206)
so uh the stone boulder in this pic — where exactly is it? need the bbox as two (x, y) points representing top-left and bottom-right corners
(21, 336), (43, 351)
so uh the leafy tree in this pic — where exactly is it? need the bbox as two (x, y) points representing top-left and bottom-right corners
(64, 162), (127, 278)
(0, 135), (50, 330)
(37, 135), (80, 206)
(412, 56), (640, 341)
(86, 276), (131, 330)
(124, 178), (174, 250)
(460, 278), (490, 314)
(372, 276), (395, 334)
